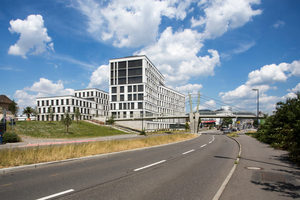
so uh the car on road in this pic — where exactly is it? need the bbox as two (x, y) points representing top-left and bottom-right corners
(223, 128), (232, 134)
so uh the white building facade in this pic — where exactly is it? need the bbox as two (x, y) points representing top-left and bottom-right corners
(36, 88), (109, 121)
(109, 55), (185, 131)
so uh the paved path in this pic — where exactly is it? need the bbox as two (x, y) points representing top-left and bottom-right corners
(220, 131), (300, 200)
(0, 134), (145, 149)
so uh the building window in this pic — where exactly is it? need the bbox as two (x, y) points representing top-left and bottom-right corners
(128, 86), (132, 92)
(66, 99), (69, 105)
(123, 103), (126, 110)
(37, 101), (40, 106)
(128, 68), (142, 76)
(87, 92), (89, 97)
(118, 69), (126, 77)
(138, 85), (144, 92)
(118, 78), (126, 85)
(46, 100), (49, 106)
(138, 94), (143, 100)
(91, 92), (93, 96)
(118, 61), (126, 69)
(112, 95), (117, 102)
(133, 94), (137, 101)
(128, 59), (142, 68)
(120, 86), (124, 93)
(138, 102), (143, 109)
(56, 100), (59, 105)
(51, 100), (54, 105)
(131, 103), (134, 109)
(61, 99), (64, 105)
(119, 103), (122, 110)
(83, 92), (85, 97)
(75, 93), (77, 97)
(128, 94), (132, 101)
(128, 76), (142, 84)
(72, 99), (74, 105)
(133, 85), (136, 92)
(58, 107), (60, 113)
(120, 95), (124, 101)
(112, 87), (117, 93)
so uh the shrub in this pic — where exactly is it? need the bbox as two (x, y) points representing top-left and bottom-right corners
(2, 132), (21, 144)
(140, 129), (146, 136)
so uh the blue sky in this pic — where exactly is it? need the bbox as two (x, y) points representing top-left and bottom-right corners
(1, 0), (299, 114)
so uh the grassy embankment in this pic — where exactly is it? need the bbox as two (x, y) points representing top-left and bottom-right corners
(8, 120), (128, 138)
(0, 134), (197, 168)
(1, 121), (197, 168)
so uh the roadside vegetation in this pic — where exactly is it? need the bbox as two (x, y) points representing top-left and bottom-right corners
(6, 120), (128, 139)
(248, 92), (300, 164)
(146, 129), (187, 135)
(227, 132), (239, 137)
(0, 134), (197, 168)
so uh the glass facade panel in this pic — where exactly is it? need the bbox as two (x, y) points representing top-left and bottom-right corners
(128, 86), (132, 92)
(118, 78), (126, 84)
(128, 59), (142, 68)
(112, 87), (117, 93)
(118, 69), (126, 77)
(120, 86), (124, 93)
(138, 102), (143, 109)
(128, 68), (142, 76)
(138, 85), (144, 92)
(128, 76), (142, 84)
(118, 61), (126, 69)
(112, 95), (117, 101)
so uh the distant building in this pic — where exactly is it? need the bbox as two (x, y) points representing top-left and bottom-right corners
(0, 95), (13, 113)
(199, 106), (255, 127)
(109, 55), (186, 131)
(36, 88), (109, 121)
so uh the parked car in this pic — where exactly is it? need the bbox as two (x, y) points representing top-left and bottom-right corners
(220, 126), (227, 131)
(223, 128), (232, 134)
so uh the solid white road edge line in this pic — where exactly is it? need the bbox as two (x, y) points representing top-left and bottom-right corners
(182, 149), (195, 155)
(134, 160), (166, 172)
(200, 144), (207, 148)
(209, 141), (212, 144)
(37, 189), (74, 200)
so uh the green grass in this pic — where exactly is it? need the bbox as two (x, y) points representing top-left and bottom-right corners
(8, 121), (129, 139)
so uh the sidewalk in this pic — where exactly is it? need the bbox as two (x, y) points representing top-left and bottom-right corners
(0, 134), (143, 150)
(220, 132), (300, 200)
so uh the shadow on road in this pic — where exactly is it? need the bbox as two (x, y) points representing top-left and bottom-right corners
(251, 181), (300, 199)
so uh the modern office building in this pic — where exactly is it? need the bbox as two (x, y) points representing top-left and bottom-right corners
(36, 88), (109, 121)
(109, 55), (186, 131)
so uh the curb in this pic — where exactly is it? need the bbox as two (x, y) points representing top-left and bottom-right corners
(212, 134), (242, 200)
(0, 134), (200, 174)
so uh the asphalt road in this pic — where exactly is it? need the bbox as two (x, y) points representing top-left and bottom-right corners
(0, 131), (239, 200)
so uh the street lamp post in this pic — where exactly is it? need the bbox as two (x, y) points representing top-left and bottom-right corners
(142, 94), (147, 132)
(252, 89), (259, 129)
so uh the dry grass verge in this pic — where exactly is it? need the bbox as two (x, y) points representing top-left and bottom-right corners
(0, 134), (197, 168)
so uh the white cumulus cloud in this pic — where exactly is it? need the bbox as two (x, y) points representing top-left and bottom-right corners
(14, 78), (74, 109)
(192, 0), (262, 39)
(246, 60), (300, 86)
(135, 27), (220, 86)
(8, 14), (54, 59)
(88, 65), (109, 89)
(71, 0), (193, 48)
